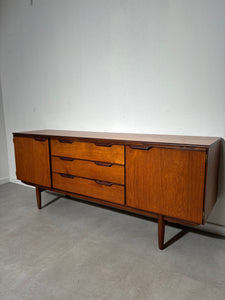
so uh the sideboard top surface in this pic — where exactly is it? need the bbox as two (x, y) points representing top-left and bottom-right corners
(13, 129), (221, 147)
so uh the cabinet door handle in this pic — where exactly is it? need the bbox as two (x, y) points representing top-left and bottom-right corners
(59, 157), (75, 161)
(35, 137), (46, 142)
(95, 180), (113, 186)
(59, 173), (75, 179)
(58, 139), (73, 144)
(129, 145), (152, 150)
(94, 142), (113, 147)
(95, 162), (113, 167)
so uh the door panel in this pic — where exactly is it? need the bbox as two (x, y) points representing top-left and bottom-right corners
(14, 137), (51, 187)
(126, 146), (206, 223)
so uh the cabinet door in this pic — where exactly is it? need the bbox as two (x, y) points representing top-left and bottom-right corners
(14, 137), (51, 187)
(126, 146), (206, 223)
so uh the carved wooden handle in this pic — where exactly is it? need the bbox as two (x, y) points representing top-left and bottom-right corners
(59, 157), (75, 162)
(94, 142), (113, 147)
(58, 139), (73, 144)
(60, 173), (75, 179)
(95, 180), (113, 186)
(94, 161), (113, 167)
(129, 145), (152, 150)
(35, 137), (46, 142)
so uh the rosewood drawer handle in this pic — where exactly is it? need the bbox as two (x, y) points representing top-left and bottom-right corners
(59, 173), (75, 179)
(95, 180), (113, 186)
(95, 162), (113, 167)
(58, 139), (73, 144)
(129, 145), (152, 150)
(94, 142), (113, 147)
(59, 157), (75, 161)
(35, 137), (46, 142)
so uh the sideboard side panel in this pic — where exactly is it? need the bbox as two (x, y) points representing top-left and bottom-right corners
(204, 140), (221, 222)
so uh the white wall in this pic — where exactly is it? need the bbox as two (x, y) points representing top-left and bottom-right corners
(0, 77), (9, 184)
(0, 0), (224, 225)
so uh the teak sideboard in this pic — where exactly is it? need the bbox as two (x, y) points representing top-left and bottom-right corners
(13, 130), (221, 249)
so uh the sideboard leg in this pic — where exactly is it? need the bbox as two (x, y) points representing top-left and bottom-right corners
(36, 187), (42, 209)
(158, 215), (165, 250)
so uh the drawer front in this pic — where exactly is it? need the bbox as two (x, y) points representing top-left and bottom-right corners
(51, 156), (124, 185)
(51, 140), (124, 164)
(52, 173), (124, 205)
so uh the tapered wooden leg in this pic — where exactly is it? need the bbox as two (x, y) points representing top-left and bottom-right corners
(158, 215), (165, 250)
(36, 187), (42, 209)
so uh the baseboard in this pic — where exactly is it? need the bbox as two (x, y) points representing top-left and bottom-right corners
(10, 178), (23, 185)
(10, 178), (34, 187)
(0, 177), (9, 185)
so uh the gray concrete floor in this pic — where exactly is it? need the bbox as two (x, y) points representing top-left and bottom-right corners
(0, 183), (225, 300)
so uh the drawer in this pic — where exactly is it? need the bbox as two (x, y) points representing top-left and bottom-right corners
(52, 173), (124, 205)
(51, 156), (124, 185)
(51, 140), (124, 164)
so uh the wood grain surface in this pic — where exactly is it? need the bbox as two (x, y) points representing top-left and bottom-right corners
(126, 146), (206, 223)
(52, 172), (124, 204)
(13, 129), (220, 147)
(51, 139), (124, 164)
(51, 156), (124, 185)
(13, 137), (51, 187)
